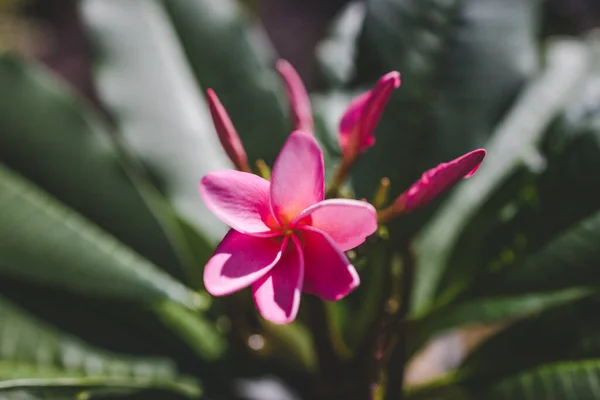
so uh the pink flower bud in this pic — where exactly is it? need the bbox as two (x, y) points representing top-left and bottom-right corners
(392, 149), (486, 214)
(276, 59), (314, 133)
(206, 89), (251, 173)
(338, 71), (401, 159)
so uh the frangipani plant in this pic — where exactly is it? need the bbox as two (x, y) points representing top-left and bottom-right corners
(202, 62), (485, 327)
(0, 0), (599, 400)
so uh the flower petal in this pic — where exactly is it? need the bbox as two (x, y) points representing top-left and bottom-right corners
(200, 170), (278, 234)
(293, 199), (378, 251)
(252, 235), (304, 324)
(270, 131), (324, 224)
(276, 59), (314, 133)
(204, 230), (287, 296)
(300, 227), (360, 301)
(393, 149), (486, 214)
(206, 89), (250, 172)
(338, 91), (370, 153)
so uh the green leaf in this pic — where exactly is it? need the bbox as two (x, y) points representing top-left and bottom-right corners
(352, 0), (463, 201)
(153, 301), (226, 362)
(82, 0), (230, 245)
(0, 371), (200, 399)
(412, 39), (593, 315)
(409, 184), (600, 356)
(0, 296), (201, 399)
(408, 288), (594, 358)
(352, 0), (538, 208)
(407, 297), (600, 399)
(459, 298), (600, 379)
(483, 209), (600, 297)
(163, 0), (289, 164)
(0, 55), (185, 279)
(0, 277), (223, 368)
(0, 162), (201, 309)
(434, 43), (600, 304)
(405, 359), (600, 400)
(477, 360), (600, 400)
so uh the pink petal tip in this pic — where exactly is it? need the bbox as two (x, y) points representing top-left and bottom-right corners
(276, 59), (314, 133)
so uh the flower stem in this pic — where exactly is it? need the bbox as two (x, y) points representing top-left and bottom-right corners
(306, 296), (344, 398)
(325, 156), (354, 198)
(383, 244), (416, 400)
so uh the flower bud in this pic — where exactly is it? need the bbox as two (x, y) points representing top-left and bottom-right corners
(206, 89), (251, 173)
(338, 71), (401, 160)
(380, 149), (486, 221)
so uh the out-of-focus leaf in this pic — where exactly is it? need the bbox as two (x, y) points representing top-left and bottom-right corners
(476, 360), (600, 400)
(82, 0), (230, 247)
(0, 369), (200, 399)
(407, 287), (593, 358)
(409, 188), (600, 356)
(0, 296), (201, 399)
(0, 55), (186, 279)
(412, 39), (592, 315)
(352, 0), (538, 212)
(154, 301), (225, 362)
(406, 297), (600, 399)
(0, 278), (224, 373)
(405, 359), (600, 400)
(317, 2), (366, 87)
(0, 162), (202, 309)
(163, 0), (289, 164)
(352, 0), (462, 201)
(459, 298), (600, 378)
(436, 38), (600, 304)
(483, 209), (600, 296)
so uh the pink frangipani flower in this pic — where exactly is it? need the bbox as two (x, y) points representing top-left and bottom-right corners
(200, 131), (378, 324)
(206, 89), (251, 173)
(338, 72), (401, 160)
(276, 60), (314, 133)
(385, 149), (486, 218)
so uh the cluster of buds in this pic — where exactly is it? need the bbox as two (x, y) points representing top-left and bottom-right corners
(206, 60), (485, 223)
(200, 60), (485, 324)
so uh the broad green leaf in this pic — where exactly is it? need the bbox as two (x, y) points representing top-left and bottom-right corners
(0, 277), (223, 368)
(435, 43), (600, 304)
(483, 209), (600, 296)
(352, 0), (538, 210)
(406, 297), (600, 399)
(426, 0), (539, 164)
(477, 360), (600, 400)
(154, 301), (225, 362)
(352, 0), (463, 201)
(0, 162), (201, 309)
(405, 360), (600, 400)
(82, 0), (230, 245)
(0, 369), (200, 399)
(407, 288), (594, 358)
(0, 296), (201, 399)
(0, 55), (186, 279)
(412, 39), (592, 315)
(460, 298), (600, 379)
(163, 0), (289, 163)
